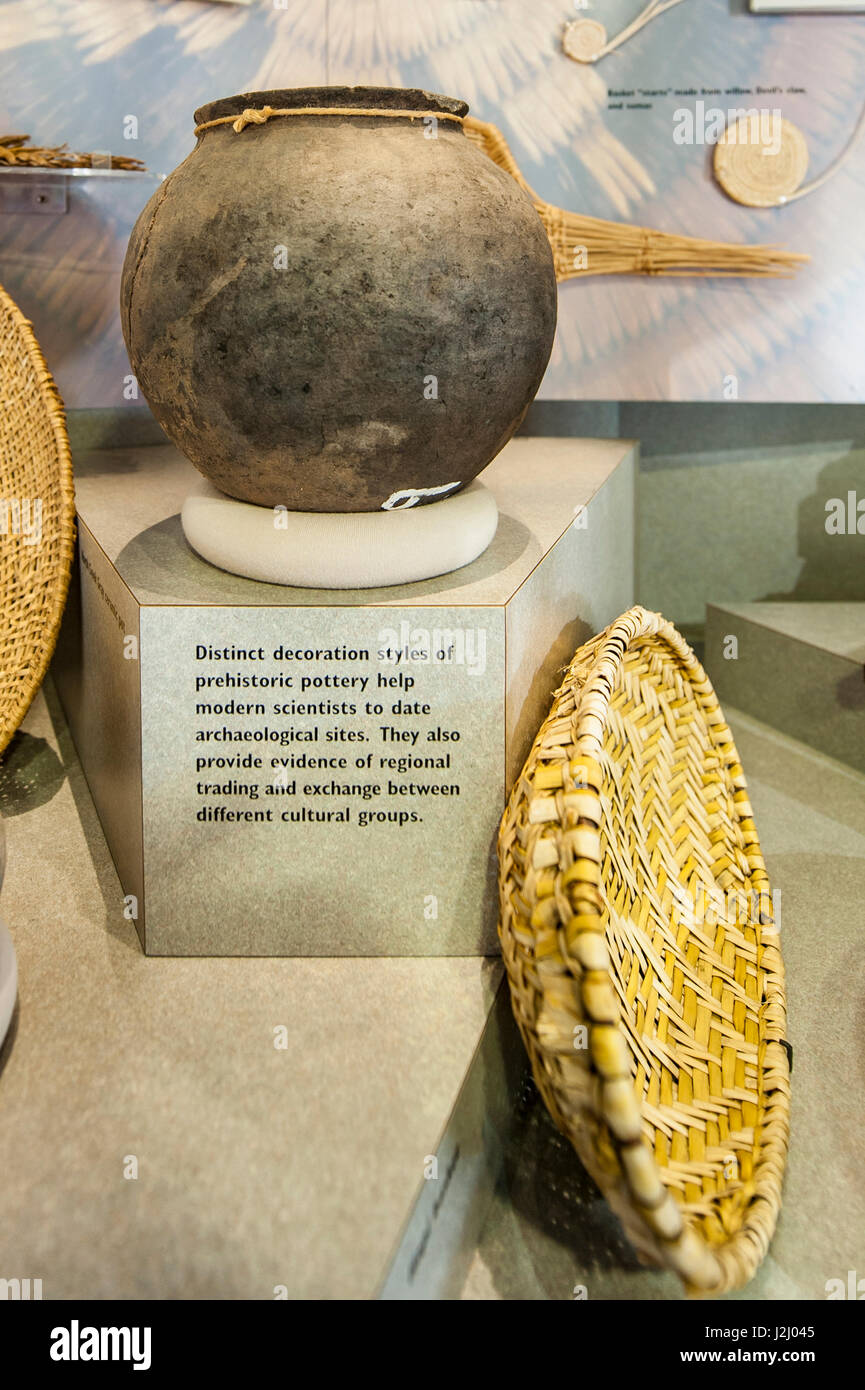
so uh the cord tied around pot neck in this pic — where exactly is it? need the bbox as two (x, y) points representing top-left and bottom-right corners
(232, 106), (276, 133)
(194, 106), (467, 137)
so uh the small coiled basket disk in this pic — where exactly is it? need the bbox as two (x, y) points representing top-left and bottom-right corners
(714, 116), (809, 207)
(562, 18), (608, 63)
(498, 607), (790, 1294)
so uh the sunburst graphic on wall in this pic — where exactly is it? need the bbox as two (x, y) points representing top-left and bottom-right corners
(0, 1), (325, 154)
(0, 0), (864, 403)
(0, 0), (326, 407)
(325, 0), (657, 214)
(0, 0), (653, 209)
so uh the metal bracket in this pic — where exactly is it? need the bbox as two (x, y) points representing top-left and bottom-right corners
(0, 180), (68, 215)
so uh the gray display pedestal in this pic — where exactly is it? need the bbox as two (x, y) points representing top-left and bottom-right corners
(53, 436), (636, 957)
(706, 601), (865, 774)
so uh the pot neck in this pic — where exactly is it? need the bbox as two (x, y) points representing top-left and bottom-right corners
(194, 86), (468, 135)
(194, 103), (466, 138)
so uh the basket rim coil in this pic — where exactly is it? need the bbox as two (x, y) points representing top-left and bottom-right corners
(498, 606), (790, 1294)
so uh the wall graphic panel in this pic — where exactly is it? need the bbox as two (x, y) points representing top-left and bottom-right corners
(0, 0), (328, 408)
(1, 0), (863, 404)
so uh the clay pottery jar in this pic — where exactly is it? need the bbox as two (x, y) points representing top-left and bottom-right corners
(120, 86), (557, 513)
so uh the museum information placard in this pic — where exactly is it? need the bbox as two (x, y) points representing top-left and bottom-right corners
(140, 606), (504, 954)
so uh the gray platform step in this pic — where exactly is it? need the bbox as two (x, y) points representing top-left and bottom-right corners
(705, 602), (865, 772)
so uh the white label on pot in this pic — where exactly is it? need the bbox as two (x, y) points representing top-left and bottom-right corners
(382, 482), (461, 510)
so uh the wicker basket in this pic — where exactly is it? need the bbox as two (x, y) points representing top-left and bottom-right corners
(0, 283), (76, 757)
(498, 607), (790, 1294)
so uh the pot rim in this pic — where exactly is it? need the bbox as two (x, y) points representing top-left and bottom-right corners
(194, 86), (469, 128)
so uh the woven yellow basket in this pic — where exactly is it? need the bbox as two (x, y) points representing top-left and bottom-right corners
(0, 283), (76, 757)
(498, 607), (790, 1294)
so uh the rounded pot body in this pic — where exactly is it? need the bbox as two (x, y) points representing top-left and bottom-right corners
(121, 87), (557, 512)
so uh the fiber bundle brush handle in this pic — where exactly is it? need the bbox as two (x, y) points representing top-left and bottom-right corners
(465, 117), (809, 279)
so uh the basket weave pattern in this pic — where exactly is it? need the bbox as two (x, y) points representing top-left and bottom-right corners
(0, 283), (76, 756)
(498, 608), (790, 1293)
